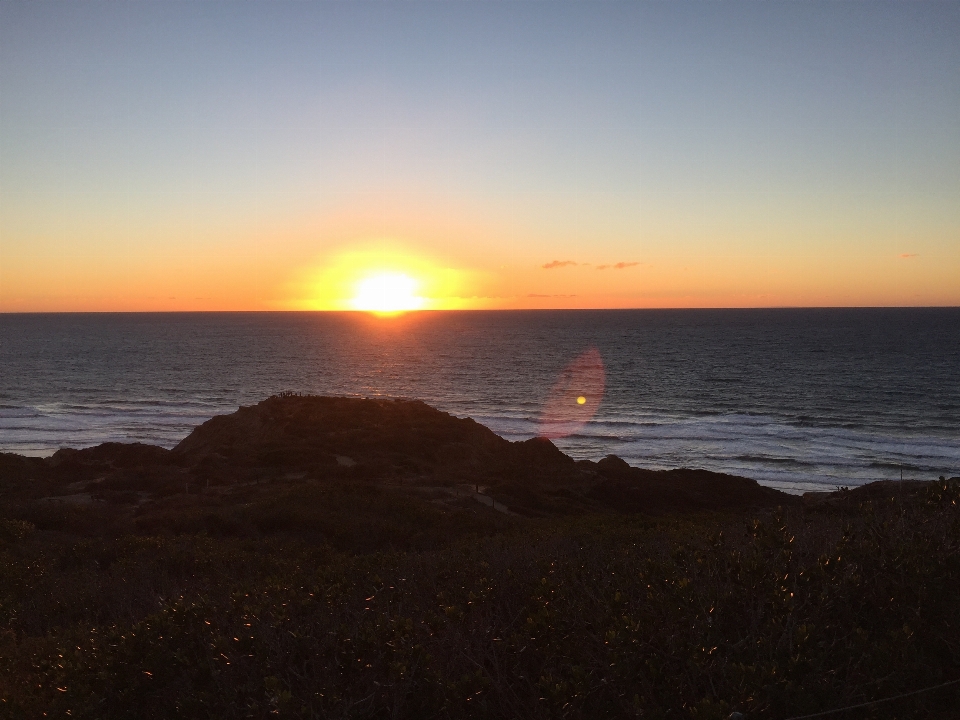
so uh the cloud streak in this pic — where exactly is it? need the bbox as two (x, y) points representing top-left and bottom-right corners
(543, 260), (640, 270)
(596, 261), (640, 270)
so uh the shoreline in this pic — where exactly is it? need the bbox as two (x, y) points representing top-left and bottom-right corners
(3, 399), (955, 496)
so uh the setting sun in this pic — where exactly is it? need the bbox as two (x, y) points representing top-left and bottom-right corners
(286, 243), (481, 312)
(350, 271), (425, 314)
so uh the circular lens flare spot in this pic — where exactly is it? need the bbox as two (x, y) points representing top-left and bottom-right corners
(538, 348), (605, 439)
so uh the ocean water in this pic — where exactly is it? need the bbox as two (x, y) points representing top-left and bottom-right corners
(1, 309), (958, 494)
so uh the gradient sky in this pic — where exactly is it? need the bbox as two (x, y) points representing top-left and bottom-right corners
(1, 1), (958, 311)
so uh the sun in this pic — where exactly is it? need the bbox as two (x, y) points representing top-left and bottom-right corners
(350, 271), (426, 315)
(289, 242), (481, 312)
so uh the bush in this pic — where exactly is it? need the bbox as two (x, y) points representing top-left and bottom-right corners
(2, 483), (959, 719)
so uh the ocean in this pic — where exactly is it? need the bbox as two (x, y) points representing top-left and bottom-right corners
(1, 309), (958, 494)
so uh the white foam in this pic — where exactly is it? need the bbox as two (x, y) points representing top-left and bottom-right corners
(476, 411), (960, 491)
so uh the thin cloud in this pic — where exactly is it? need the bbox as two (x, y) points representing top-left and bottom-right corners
(542, 260), (578, 269)
(596, 261), (640, 270)
(527, 293), (577, 298)
(899, 253), (919, 259)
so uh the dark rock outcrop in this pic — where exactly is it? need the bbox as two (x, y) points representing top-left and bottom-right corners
(1, 394), (797, 515)
(0, 453), (51, 499)
(171, 395), (579, 484)
(586, 467), (794, 514)
(51, 443), (171, 470)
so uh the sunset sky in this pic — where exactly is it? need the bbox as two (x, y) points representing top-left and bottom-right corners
(1, 1), (958, 312)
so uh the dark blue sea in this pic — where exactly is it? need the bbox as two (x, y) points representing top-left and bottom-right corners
(1, 309), (958, 494)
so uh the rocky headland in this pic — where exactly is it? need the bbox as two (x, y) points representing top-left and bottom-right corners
(1, 393), (797, 520)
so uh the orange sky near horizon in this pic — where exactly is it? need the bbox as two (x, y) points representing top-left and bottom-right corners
(2, 189), (955, 312)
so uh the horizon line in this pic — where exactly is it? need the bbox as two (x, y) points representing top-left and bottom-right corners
(3, 305), (959, 316)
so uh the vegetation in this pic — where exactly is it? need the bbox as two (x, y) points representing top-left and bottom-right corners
(2, 477), (959, 719)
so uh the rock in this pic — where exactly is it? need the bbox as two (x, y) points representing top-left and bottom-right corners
(586, 466), (796, 514)
(597, 454), (632, 477)
(171, 395), (515, 481)
(0, 453), (52, 498)
(49, 443), (170, 470)
(2, 394), (800, 515)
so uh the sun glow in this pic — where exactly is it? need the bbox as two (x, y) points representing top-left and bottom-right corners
(350, 271), (426, 315)
(285, 242), (486, 312)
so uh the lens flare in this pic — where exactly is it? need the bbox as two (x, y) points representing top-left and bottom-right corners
(538, 348), (605, 438)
